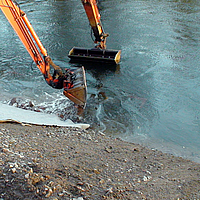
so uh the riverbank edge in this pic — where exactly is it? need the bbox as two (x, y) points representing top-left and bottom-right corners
(0, 123), (200, 199)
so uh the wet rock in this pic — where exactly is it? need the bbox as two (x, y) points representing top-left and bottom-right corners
(73, 197), (84, 200)
(99, 179), (105, 184)
(105, 146), (112, 153)
(98, 131), (105, 136)
(9, 98), (17, 106)
(44, 185), (53, 198)
(105, 187), (113, 195)
(87, 135), (92, 140)
(143, 176), (148, 182)
(93, 168), (100, 174)
(11, 167), (17, 173)
(2, 148), (10, 153)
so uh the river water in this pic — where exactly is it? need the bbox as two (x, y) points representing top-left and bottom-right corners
(1, 0), (200, 162)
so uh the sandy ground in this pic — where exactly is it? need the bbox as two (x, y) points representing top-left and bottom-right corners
(0, 123), (200, 200)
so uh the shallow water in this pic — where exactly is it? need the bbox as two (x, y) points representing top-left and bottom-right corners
(1, 0), (200, 162)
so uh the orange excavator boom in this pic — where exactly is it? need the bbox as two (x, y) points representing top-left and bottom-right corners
(0, 0), (87, 109)
(0, 0), (47, 74)
(68, 0), (121, 64)
(82, 0), (107, 49)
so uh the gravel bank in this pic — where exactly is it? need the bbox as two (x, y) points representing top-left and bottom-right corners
(0, 123), (200, 199)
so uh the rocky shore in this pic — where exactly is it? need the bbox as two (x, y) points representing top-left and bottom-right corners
(0, 123), (200, 199)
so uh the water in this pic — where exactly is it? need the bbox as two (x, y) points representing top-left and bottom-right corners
(1, 0), (200, 162)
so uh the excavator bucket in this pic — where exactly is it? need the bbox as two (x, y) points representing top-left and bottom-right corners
(68, 47), (121, 64)
(63, 67), (87, 109)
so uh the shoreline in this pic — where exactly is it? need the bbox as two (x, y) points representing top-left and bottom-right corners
(122, 133), (200, 164)
(0, 123), (200, 199)
(2, 101), (200, 164)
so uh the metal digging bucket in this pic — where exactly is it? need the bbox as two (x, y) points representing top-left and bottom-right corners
(68, 47), (121, 64)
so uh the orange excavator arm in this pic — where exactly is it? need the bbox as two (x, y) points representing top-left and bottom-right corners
(0, 0), (87, 109)
(0, 0), (48, 74)
(68, 0), (121, 64)
(81, 0), (108, 49)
